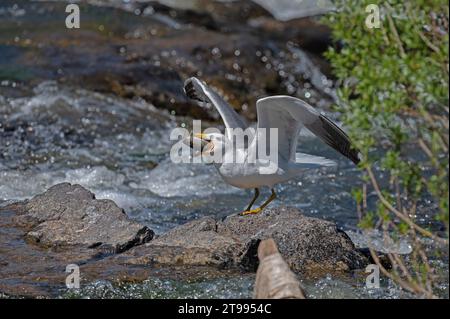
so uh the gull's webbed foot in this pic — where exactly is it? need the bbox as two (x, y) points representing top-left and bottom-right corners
(240, 207), (262, 216)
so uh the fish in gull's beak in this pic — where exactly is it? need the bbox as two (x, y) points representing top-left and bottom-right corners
(182, 133), (209, 152)
(193, 133), (210, 142)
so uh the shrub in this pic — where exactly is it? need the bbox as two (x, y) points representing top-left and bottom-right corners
(323, 0), (449, 298)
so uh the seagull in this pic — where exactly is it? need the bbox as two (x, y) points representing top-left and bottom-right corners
(183, 77), (360, 215)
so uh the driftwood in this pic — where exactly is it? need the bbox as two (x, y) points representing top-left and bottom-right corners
(254, 239), (306, 299)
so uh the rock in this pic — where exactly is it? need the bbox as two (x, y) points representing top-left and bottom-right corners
(222, 207), (369, 274)
(11, 183), (154, 253)
(0, 184), (368, 298)
(119, 217), (242, 268)
(0, 183), (235, 297)
(120, 206), (369, 275)
(0, 182), (157, 298)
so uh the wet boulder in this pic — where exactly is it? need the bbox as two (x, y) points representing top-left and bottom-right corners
(120, 206), (369, 274)
(11, 183), (154, 253)
(120, 217), (242, 268)
(221, 207), (369, 273)
(0, 183), (157, 297)
(0, 184), (367, 298)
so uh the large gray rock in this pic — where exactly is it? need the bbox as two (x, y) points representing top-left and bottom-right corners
(221, 207), (368, 273)
(120, 207), (369, 274)
(0, 183), (368, 298)
(0, 183), (158, 297)
(120, 216), (242, 268)
(12, 183), (153, 253)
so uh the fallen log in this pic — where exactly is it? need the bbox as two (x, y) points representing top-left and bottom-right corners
(254, 238), (306, 299)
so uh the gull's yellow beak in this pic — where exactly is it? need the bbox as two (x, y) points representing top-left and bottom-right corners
(194, 133), (209, 141)
(188, 133), (214, 157)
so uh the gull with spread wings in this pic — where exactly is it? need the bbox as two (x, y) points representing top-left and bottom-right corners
(184, 77), (360, 215)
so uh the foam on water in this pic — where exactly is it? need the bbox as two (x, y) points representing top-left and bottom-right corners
(0, 166), (124, 201)
(135, 158), (240, 198)
(0, 81), (175, 171)
(62, 275), (255, 299)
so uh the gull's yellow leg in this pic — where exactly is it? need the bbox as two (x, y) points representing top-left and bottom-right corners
(244, 188), (260, 212)
(241, 188), (276, 216)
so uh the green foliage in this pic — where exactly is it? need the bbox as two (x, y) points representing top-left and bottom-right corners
(323, 1), (449, 297)
(323, 0), (449, 229)
(358, 211), (375, 229)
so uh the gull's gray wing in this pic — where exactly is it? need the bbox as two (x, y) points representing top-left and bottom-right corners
(184, 77), (248, 139)
(256, 96), (360, 164)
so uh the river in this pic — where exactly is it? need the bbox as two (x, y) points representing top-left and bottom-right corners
(0, 0), (447, 299)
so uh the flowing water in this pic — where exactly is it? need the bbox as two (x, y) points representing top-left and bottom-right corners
(0, 0), (447, 299)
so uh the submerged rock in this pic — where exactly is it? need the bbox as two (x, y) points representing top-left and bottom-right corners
(120, 206), (369, 274)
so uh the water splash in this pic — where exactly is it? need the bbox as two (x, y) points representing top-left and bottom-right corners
(61, 276), (254, 299)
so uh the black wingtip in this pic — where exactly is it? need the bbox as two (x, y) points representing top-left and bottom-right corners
(184, 78), (206, 103)
(318, 114), (361, 166)
(349, 148), (362, 165)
